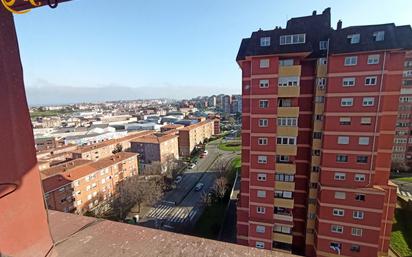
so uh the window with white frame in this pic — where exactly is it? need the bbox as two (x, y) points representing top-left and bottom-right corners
(280, 34), (306, 45)
(319, 40), (328, 50)
(259, 119), (268, 127)
(318, 78), (326, 87)
(260, 59), (269, 68)
(334, 172), (346, 180)
(256, 206), (266, 214)
(343, 77), (356, 87)
(257, 190), (266, 198)
(338, 136), (349, 144)
(315, 96), (325, 103)
(278, 76), (299, 87)
(275, 173), (294, 182)
(276, 155), (290, 163)
(274, 190), (293, 199)
(352, 227), (363, 237)
(279, 59), (294, 66)
(341, 98), (354, 107)
(255, 242), (265, 249)
(319, 58), (327, 65)
(331, 224), (344, 233)
(355, 174), (366, 182)
(347, 34), (360, 44)
(277, 137), (296, 145)
(335, 191), (346, 199)
(365, 76), (377, 86)
(277, 117), (298, 127)
(87, 194), (92, 200)
(258, 138), (268, 145)
(333, 208), (345, 216)
(260, 37), (271, 47)
(367, 54), (380, 64)
(344, 56), (358, 66)
(404, 70), (412, 78)
(259, 79), (269, 88)
(259, 100), (269, 108)
(257, 173), (267, 181)
(373, 31), (385, 41)
(340, 117), (351, 125)
(361, 117), (372, 125)
(256, 225), (266, 233)
(353, 210), (364, 219)
(258, 155), (267, 164)
(362, 97), (375, 106)
(336, 155), (348, 163)
(359, 137), (369, 145)
(274, 225), (292, 234)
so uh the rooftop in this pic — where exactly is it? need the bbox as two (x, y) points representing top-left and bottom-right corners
(131, 133), (178, 144)
(48, 210), (297, 257)
(179, 119), (213, 131)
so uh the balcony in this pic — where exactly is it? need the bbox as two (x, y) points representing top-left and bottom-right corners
(273, 213), (293, 222)
(275, 181), (295, 191)
(277, 126), (298, 137)
(276, 144), (297, 156)
(276, 163), (296, 174)
(278, 86), (300, 98)
(273, 232), (293, 244)
(277, 107), (299, 117)
(274, 198), (294, 209)
(312, 138), (322, 149)
(279, 65), (301, 77)
(316, 63), (327, 77)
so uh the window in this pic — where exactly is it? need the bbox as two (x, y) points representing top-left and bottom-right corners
(334, 172), (346, 181)
(275, 173), (294, 182)
(331, 225), (344, 233)
(341, 98), (353, 107)
(86, 185), (91, 191)
(315, 96), (325, 103)
(257, 206), (266, 214)
(256, 225), (266, 233)
(258, 155), (267, 164)
(87, 194), (92, 200)
(367, 54), (380, 64)
(259, 119), (268, 127)
(357, 156), (368, 163)
(313, 132), (322, 139)
(362, 97), (375, 106)
(359, 137), (369, 145)
(403, 80), (412, 86)
(258, 138), (268, 145)
(312, 166), (321, 172)
(259, 79), (269, 88)
(355, 194), (365, 201)
(255, 242), (265, 249)
(260, 37), (271, 47)
(278, 98), (292, 107)
(319, 58), (327, 65)
(343, 77), (355, 87)
(277, 137), (296, 145)
(351, 227), (363, 237)
(344, 56), (358, 66)
(347, 34), (360, 44)
(257, 173), (267, 181)
(319, 40), (328, 50)
(361, 117), (372, 125)
(373, 31), (385, 41)
(259, 100), (269, 108)
(273, 225), (292, 234)
(335, 192), (346, 199)
(280, 33), (305, 45)
(353, 210), (364, 220)
(338, 136), (349, 145)
(318, 78), (326, 87)
(276, 155), (290, 163)
(260, 59), (269, 68)
(315, 115), (323, 121)
(73, 181), (80, 187)
(76, 200), (82, 206)
(279, 59), (293, 66)
(277, 117), (298, 127)
(333, 209), (345, 216)
(330, 242), (342, 252)
(257, 190), (266, 198)
(340, 117), (351, 125)
(278, 76), (299, 87)
(350, 245), (361, 252)
(365, 76), (377, 85)
(404, 70), (412, 78)
(336, 155), (348, 163)
(274, 190), (292, 199)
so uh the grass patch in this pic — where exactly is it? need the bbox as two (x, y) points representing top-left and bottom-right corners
(226, 156), (241, 185)
(218, 141), (241, 152)
(397, 177), (412, 183)
(390, 207), (412, 257)
(30, 109), (74, 118)
(192, 202), (227, 239)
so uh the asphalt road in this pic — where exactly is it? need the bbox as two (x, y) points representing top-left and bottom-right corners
(140, 141), (238, 233)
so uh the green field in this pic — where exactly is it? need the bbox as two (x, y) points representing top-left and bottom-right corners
(218, 141), (241, 152)
(390, 207), (412, 257)
(30, 109), (74, 118)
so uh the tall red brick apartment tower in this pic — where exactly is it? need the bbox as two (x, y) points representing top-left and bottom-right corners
(236, 8), (412, 257)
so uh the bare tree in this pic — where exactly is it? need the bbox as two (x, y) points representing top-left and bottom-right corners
(213, 177), (228, 200)
(392, 159), (410, 172)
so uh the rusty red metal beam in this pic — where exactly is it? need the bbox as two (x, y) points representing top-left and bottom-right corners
(3, 0), (72, 12)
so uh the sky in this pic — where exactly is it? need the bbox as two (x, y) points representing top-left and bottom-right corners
(13, 0), (412, 105)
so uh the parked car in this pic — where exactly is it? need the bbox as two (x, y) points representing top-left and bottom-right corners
(194, 183), (204, 191)
(203, 150), (208, 155)
(174, 175), (183, 184)
(189, 163), (196, 169)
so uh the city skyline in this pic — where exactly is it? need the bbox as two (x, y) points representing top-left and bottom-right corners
(15, 0), (412, 105)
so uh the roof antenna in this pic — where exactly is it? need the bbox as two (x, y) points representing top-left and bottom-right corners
(47, 0), (58, 8)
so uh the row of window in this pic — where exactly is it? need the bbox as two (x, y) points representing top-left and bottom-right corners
(344, 54), (380, 66)
(334, 172), (366, 182)
(334, 191), (365, 201)
(331, 225), (363, 237)
(340, 97), (375, 107)
(337, 136), (370, 145)
(336, 154), (368, 163)
(333, 208), (364, 219)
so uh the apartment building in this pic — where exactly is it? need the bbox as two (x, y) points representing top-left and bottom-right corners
(42, 152), (138, 214)
(393, 51), (412, 165)
(236, 8), (412, 257)
(130, 133), (179, 165)
(71, 130), (153, 161)
(178, 120), (215, 156)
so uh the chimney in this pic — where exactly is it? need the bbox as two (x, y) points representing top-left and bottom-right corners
(337, 20), (342, 30)
(312, 10), (317, 16)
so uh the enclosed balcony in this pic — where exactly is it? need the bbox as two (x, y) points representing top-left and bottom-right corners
(274, 198), (294, 209)
(275, 181), (295, 191)
(276, 145), (297, 156)
(273, 233), (293, 244)
(277, 107), (299, 117)
(275, 163), (296, 174)
(279, 65), (301, 77)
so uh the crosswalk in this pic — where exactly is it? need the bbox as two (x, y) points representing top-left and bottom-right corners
(145, 204), (198, 224)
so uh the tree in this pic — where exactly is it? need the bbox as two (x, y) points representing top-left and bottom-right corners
(392, 159), (410, 172)
(228, 117), (236, 126)
(213, 177), (228, 201)
(112, 143), (123, 154)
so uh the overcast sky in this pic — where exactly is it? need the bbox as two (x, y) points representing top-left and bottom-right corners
(14, 0), (412, 105)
